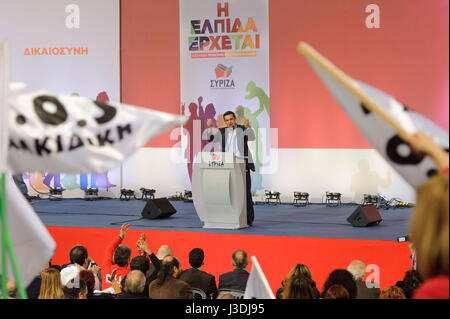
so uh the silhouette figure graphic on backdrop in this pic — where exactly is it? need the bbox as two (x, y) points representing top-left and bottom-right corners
(43, 173), (63, 189)
(242, 81), (271, 194)
(60, 92), (83, 190)
(236, 104), (265, 193)
(246, 81), (270, 117)
(350, 159), (392, 204)
(216, 113), (226, 129)
(27, 172), (49, 193)
(198, 96), (217, 150)
(93, 91), (116, 190)
(182, 100), (202, 181)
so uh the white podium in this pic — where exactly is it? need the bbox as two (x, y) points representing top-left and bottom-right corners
(192, 152), (248, 229)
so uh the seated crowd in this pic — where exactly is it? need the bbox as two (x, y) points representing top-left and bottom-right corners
(8, 191), (448, 300)
(4, 132), (449, 300)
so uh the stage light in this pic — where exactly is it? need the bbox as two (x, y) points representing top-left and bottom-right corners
(265, 190), (281, 205)
(325, 192), (341, 207)
(264, 190), (271, 204)
(120, 188), (136, 201)
(140, 188), (156, 200)
(363, 194), (379, 206)
(183, 190), (192, 202)
(293, 192), (309, 206)
(49, 187), (64, 201)
(84, 188), (99, 201)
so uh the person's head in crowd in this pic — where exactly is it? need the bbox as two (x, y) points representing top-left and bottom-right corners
(232, 249), (248, 270)
(347, 260), (366, 281)
(379, 286), (406, 299)
(69, 245), (88, 268)
(44, 258), (61, 272)
(60, 264), (86, 299)
(282, 275), (315, 299)
(38, 268), (63, 299)
(79, 270), (96, 297)
(322, 269), (357, 299)
(282, 264), (313, 287)
(217, 292), (235, 299)
(7, 279), (18, 299)
(409, 174), (449, 279)
(113, 244), (132, 267)
(189, 248), (205, 269)
(155, 256), (182, 286)
(323, 284), (351, 299)
(62, 279), (87, 299)
(397, 270), (424, 299)
(130, 255), (150, 276)
(125, 270), (146, 295)
(157, 245), (173, 260)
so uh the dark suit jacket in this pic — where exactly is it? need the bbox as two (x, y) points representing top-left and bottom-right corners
(218, 269), (250, 292)
(355, 280), (381, 299)
(148, 276), (193, 299)
(207, 125), (256, 171)
(115, 292), (149, 299)
(180, 268), (218, 299)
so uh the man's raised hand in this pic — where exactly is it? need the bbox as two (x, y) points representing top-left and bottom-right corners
(119, 223), (130, 240)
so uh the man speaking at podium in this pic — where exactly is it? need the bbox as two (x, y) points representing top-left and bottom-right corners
(206, 111), (256, 227)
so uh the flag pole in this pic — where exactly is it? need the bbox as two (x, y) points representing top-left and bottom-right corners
(1, 175), (28, 299)
(297, 42), (410, 141)
(0, 173), (7, 298)
(0, 39), (27, 299)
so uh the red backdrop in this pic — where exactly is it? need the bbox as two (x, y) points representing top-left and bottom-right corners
(121, 0), (449, 149)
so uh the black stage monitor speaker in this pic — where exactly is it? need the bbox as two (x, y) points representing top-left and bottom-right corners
(141, 198), (177, 219)
(347, 205), (382, 227)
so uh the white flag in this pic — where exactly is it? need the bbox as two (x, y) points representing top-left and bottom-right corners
(244, 256), (275, 299)
(299, 42), (449, 189)
(0, 39), (8, 172)
(7, 90), (187, 173)
(0, 176), (56, 287)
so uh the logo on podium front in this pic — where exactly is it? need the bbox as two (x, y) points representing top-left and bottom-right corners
(208, 152), (224, 167)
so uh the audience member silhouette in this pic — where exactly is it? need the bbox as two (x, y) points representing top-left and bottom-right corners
(323, 284), (351, 299)
(322, 269), (357, 299)
(180, 248), (218, 299)
(148, 256), (193, 299)
(218, 250), (250, 292)
(379, 286), (406, 299)
(347, 260), (380, 299)
(277, 264), (319, 299)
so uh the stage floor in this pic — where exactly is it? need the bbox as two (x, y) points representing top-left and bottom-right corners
(33, 198), (412, 241)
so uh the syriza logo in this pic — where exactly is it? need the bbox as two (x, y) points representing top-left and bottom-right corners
(208, 152), (224, 167)
(210, 64), (235, 89)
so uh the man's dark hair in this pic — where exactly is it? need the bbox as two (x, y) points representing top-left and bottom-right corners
(113, 245), (132, 267)
(155, 256), (180, 286)
(399, 270), (424, 299)
(130, 255), (150, 275)
(189, 248), (204, 269)
(69, 245), (88, 266)
(62, 279), (87, 299)
(223, 111), (236, 119)
(322, 269), (357, 299)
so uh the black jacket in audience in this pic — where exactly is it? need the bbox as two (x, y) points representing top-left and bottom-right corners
(218, 269), (249, 292)
(180, 267), (218, 299)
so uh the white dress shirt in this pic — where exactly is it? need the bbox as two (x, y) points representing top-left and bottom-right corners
(225, 127), (242, 157)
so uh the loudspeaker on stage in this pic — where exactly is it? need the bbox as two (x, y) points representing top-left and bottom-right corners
(141, 198), (177, 219)
(347, 204), (382, 227)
